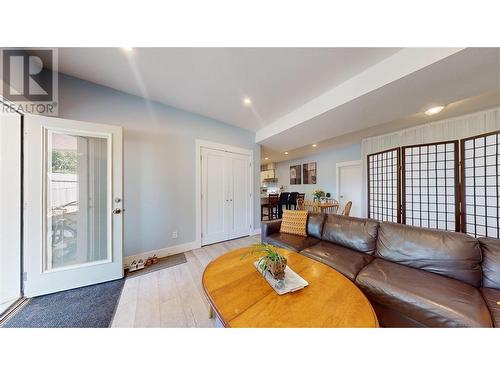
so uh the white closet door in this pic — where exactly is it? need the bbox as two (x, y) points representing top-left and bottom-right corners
(201, 148), (230, 245)
(229, 154), (251, 239)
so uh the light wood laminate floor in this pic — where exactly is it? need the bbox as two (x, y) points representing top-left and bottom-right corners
(111, 235), (260, 328)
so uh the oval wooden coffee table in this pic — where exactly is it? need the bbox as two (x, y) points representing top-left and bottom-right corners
(202, 247), (378, 328)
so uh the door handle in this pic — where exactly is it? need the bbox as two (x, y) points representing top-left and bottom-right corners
(112, 208), (124, 214)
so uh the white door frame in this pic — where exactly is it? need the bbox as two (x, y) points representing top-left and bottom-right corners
(195, 139), (254, 248)
(335, 160), (362, 202)
(0, 106), (23, 314)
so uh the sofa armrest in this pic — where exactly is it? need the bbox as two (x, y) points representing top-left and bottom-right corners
(261, 220), (282, 243)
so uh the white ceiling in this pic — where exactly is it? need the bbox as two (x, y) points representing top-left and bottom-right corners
(52, 47), (400, 131)
(261, 47), (500, 161)
(262, 90), (500, 162)
(49, 47), (499, 164)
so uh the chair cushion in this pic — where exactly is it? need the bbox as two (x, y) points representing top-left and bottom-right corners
(265, 232), (319, 252)
(478, 237), (500, 289)
(307, 213), (326, 239)
(280, 210), (308, 237)
(301, 241), (373, 281)
(356, 259), (492, 327)
(481, 288), (500, 327)
(376, 222), (482, 287)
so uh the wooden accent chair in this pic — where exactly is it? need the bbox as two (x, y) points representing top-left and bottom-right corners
(342, 201), (352, 216)
(261, 193), (279, 221)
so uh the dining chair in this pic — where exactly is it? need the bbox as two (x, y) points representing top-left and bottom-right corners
(296, 197), (305, 210)
(288, 192), (299, 210)
(342, 201), (352, 216)
(303, 200), (314, 212)
(261, 193), (280, 221)
(277, 192), (290, 218)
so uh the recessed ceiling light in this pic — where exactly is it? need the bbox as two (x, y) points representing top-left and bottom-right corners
(243, 97), (252, 106)
(425, 106), (445, 116)
(284, 152), (289, 155)
(265, 157), (269, 160)
(122, 47), (133, 52)
(312, 144), (317, 148)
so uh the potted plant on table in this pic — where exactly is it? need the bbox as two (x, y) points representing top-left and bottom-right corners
(241, 243), (287, 280)
(312, 189), (325, 201)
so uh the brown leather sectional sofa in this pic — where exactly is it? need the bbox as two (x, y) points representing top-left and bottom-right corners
(261, 213), (500, 327)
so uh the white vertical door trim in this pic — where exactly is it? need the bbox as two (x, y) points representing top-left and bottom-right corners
(336, 160), (363, 217)
(23, 114), (123, 297)
(196, 139), (253, 247)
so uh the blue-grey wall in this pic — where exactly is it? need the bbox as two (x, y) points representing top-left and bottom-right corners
(275, 143), (362, 198)
(57, 74), (260, 257)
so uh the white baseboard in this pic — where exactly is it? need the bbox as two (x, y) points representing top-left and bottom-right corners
(124, 240), (200, 267)
(251, 228), (261, 236)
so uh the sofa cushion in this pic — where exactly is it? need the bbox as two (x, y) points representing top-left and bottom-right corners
(265, 232), (319, 252)
(370, 302), (426, 328)
(280, 210), (308, 237)
(356, 259), (492, 327)
(307, 213), (326, 239)
(321, 214), (379, 254)
(376, 222), (482, 287)
(481, 288), (500, 327)
(478, 237), (500, 289)
(301, 241), (373, 281)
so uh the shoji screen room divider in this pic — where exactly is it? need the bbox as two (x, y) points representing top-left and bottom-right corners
(367, 130), (500, 238)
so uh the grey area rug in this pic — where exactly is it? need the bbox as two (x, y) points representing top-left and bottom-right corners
(2, 278), (124, 328)
(126, 252), (187, 278)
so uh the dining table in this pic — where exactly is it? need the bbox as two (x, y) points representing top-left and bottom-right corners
(303, 200), (339, 213)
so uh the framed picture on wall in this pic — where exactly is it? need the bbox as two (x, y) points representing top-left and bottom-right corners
(290, 165), (301, 184)
(303, 162), (317, 184)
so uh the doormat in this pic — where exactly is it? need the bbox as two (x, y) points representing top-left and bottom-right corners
(1, 278), (124, 328)
(126, 253), (187, 279)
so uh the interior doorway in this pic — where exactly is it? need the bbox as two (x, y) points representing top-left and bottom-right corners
(336, 160), (363, 217)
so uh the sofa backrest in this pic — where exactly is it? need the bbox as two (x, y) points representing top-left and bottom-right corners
(307, 213), (326, 239)
(478, 237), (500, 289)
(376, 222), (482, 287)
(321, 214), (379, 254)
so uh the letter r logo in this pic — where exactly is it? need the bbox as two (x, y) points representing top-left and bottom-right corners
(2, 49), (53, 101)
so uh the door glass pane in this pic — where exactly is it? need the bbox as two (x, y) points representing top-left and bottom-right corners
(47, 132), (108, 270)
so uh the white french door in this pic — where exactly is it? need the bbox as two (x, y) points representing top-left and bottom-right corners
(24, 114), (123, 297)
(201, 147), (251, 246)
